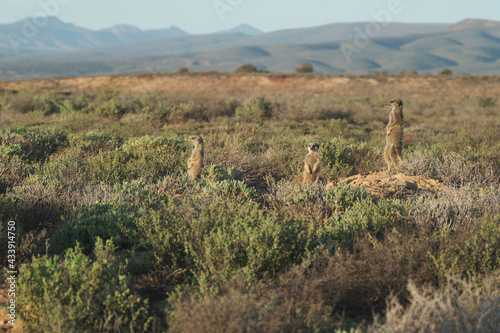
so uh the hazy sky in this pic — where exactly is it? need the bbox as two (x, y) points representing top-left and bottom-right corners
(1, 0), (500, 33)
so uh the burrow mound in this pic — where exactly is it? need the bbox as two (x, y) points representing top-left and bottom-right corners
(326, 172), (449, 198)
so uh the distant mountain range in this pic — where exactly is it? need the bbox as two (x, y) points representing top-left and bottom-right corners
(218, 24), (263, 36)
(0, 17), (499, 80)
(0, 17), (187, 55)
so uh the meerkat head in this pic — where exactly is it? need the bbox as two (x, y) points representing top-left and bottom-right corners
(385, 99), (403, 108)
(188, 135), (203, 145)
(307, 142), (320, 152)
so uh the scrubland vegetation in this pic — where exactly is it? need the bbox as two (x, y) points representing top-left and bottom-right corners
(0, 73), (499, 332)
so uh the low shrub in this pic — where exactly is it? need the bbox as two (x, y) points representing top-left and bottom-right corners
(0, 156), (30, 190)
(202, 179), (258, 201)
(18, 238), (153, 332)
(53, 203), (141, 254)
(136, 197), (313, 283)
(295, 62), (314, 73)
(404, 151), (499, 187)
(0, 220), (48, 267)
(234, 64), (258, 73)
(431, 214), (500, 284)
(4, 178), (69, 231)
(266, 183), (333, 222)
(204, 164), (244, 182)
(320, 137), (380, 180)
(94, 98), (130, 118)
(266, 236), (415, 323)
(7, 91), (61, 115)
(265, 182), (405, 245)
(409, 186), (500, 229)
(167, 285), (335, 333)
(0, 127), (68, 163)
(38, 151), (88, 185)
(236, 96), (273, 121)
(69, 131), (123, 155)
(175, 67), (189, 74)
(439, 68), (453, 75)
(87, 136), (187, 184)
(319, 194), (408, 250)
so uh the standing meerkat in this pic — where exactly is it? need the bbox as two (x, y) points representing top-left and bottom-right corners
(384, 98), (404, 174)
(187, 135), (204, 180)
(303, 142), (321, 185)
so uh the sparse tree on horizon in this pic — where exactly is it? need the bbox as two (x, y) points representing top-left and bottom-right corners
(295, 62), (314, 73)
(439, 68), (453, 75)
(234, 64), (258, 74)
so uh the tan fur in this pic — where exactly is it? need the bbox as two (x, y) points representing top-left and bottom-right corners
(187, 135), (204, 180)
(291, 174), (303, 185)
(384, 99), (404, 174)
(303, 142), (321, 185)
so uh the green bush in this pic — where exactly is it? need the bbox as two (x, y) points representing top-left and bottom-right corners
(320, 137), (379, 179)
(134, 197), (186, 268)
(0, 127), (68, 163)
(7, 91), (61, 115)
(51, 178), (171, 253)
(38, 151), (88, 184)
(35, 92), (61, 115)
(324, 182), (373, 212)
(202, 179), (258, 201)
(136, 198), (313, 282)
(0, 155), (29, 190)
(56, 98), (87, 114)
(53, 203), (141, 253)
(18, 238), (153, 332)
(0, 142), (30, 162)
(169, 101), (198, 123)
(236, 96), (273, 121)
(69, 131), (123, 155)
(204, 164), (244, 182)
(94, 98), (129, 118)
(318, 186), (408, 249)
(87, 136), (187, 184)
(431, 215), (500, 283)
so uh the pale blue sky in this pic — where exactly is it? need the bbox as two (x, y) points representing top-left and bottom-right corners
(1, 0), (499, 33)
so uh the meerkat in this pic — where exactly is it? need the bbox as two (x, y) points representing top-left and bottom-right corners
(187, 135), (204, 180)
(384, 98), (404, 174)
(303, 142), (321, 185)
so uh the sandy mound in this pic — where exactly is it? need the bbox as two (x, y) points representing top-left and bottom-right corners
(326, 172), (448, 198)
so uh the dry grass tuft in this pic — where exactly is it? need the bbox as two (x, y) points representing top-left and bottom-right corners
(371, 273), (500, 333)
